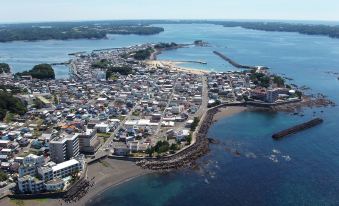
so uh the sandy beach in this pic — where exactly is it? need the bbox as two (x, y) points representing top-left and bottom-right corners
(146, 60), (209, 75)
(213, 106), (247, 121)
(74, 158), (150, 206)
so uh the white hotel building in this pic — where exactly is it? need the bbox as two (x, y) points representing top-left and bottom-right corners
(18, 158), (83, 193)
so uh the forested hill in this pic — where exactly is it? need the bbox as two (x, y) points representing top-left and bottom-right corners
(1, 20), (339, 42)
(0, 21), (164, 42)
(120, 20), (339, 39)
(217, 21), (339, 39)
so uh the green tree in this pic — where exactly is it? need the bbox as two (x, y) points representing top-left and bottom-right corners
(145, 147), (155, 157)
(133, 48), (154, 60)
(186, 135), (192, 145)
(16, 64), (55, 79)
(170, 143), (179, 151)
(154, 140), (170, 154)
(273, 76), (285, 87)
(0, 92), (27, 121)
(0, 170), (8, 181)
(0, 63), (10, 74)
(190, 117), (200, 131)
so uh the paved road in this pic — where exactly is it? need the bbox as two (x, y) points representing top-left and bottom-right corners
(171, 75), (208, 132)
(196, 76), (209, 118)
(154, 76), (179, 137)
(95, 101), (139, 157)
(0, 183), (15, 199)
(95, 75), (208, 157)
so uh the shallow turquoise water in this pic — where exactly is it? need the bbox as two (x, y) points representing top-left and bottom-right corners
(2, 24), (339, 205)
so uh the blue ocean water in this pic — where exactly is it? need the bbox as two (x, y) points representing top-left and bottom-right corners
(1, 24), (339, 205)
(85, 25), (339, 206)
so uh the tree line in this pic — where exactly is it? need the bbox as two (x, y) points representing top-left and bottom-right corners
(0, 63), (10, 74)
(0, 91), (27, 121)
(16, 64), (55, 79)
(0, 21), (164, 42)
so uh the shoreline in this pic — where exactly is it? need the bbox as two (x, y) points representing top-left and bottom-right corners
(74, 159), (151, 206)
(0, 103), (325, 206)
(213, 106), (247, 121)
(146, 60), (210, 75)
(79, 107), (247, 204)
(78, 68), (245, 204)
(0, 159), (151, 206)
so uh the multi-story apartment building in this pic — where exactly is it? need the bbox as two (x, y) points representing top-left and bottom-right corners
(49, 133), (79, 163)
(78, 129), (99, 154)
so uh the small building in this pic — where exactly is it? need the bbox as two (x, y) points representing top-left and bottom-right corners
(186, 120), (194, 128)
(113, 143), (129, 156)
(0, 140), (10, 148)
(176, 130), (190, 142)
(95, 123), (109, 133)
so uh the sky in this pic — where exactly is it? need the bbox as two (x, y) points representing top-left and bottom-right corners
(0, 0), (338, 23)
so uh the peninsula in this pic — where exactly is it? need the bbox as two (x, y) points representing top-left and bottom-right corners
(0, 42), (333, 206)
(0, 21), (164, 42)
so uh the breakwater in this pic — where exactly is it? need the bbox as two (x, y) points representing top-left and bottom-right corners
(136, 107), (219, 170)
(213, 51), (258, 69)
(50, 61), (70, 66)
(174, 60), (207, 64)
(272, 118), (323, 139)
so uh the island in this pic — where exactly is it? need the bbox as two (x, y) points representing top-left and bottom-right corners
(0, 21), (164, 42)
(15, 64), (55, 79)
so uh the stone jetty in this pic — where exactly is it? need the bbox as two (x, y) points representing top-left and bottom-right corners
(272, 118), (324, 139)
(213, 51), (258, 69)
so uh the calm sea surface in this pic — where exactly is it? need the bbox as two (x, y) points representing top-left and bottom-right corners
(1, 24), (339, 206)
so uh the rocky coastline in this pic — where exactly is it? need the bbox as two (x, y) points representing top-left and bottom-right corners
(136, 107), (220, 170)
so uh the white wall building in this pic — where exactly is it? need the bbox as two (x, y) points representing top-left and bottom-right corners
(49, 134), (79, 163)
(18, 154), (45, 177)
(19, 159), (83, 193)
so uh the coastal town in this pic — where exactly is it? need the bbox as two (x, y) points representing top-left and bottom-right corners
(0, 42), (329, 204)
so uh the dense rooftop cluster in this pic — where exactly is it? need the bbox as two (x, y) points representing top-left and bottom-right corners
(207, 67), (301, 105)
(0, 42), (303, 197)
(0, 43), (206, 196)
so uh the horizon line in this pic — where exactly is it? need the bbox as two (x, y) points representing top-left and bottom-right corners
(1, 18), (339, 25)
